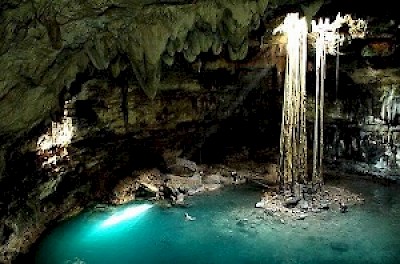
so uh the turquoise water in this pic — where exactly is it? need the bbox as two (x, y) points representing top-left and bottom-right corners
(32, 181), (400, 264)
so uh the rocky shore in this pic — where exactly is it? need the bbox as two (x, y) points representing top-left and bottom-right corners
(256, 184), (365, 224)
(110, 157), (367, 226)
(110, 157), (252, 207)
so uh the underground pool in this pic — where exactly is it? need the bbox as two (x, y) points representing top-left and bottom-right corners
(27, 180), (400, 264)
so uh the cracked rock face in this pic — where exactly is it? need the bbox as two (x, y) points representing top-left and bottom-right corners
(0, 0), (273, 140)
(0, 0), (283, 182)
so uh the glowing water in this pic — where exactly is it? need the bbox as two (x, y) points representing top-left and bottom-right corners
(100, 204), (153, 228)
(31, 181), (400, 264)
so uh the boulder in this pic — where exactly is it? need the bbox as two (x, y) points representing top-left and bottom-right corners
(284, 196), (301, 208)
(203, 173), (221, 184)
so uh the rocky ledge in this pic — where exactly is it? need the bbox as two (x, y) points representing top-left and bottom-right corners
(255, 183), (365, 224)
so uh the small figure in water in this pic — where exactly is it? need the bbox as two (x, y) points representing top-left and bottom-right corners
(184, 212), (196, 221)
(339, 202), (348, 213)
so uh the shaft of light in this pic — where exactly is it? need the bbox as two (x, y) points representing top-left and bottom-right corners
(101, 204), (153, 228)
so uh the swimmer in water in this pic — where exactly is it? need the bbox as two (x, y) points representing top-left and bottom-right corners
(184, 212), (196, 221)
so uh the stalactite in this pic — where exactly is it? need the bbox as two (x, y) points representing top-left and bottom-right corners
(121, 84), (128, 131)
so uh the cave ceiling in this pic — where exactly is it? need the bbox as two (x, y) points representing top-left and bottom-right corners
(0, 0), (398, 154)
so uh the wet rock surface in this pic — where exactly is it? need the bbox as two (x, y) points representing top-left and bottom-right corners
(255, 184), (365, 223)
(0, 194), (85, 263)
(108, 157), (263, 207)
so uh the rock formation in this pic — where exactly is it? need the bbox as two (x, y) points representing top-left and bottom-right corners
(0, 0), (399, 262)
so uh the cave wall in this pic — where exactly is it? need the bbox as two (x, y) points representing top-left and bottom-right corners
(317, 17), (400, 180)
(1, 0), (400, 262)
(1, 0), (289, 181)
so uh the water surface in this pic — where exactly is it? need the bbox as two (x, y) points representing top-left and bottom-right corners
(32, 180), (400, 264)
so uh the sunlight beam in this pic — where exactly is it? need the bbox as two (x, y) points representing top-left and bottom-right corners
(101, 204), (153, 228)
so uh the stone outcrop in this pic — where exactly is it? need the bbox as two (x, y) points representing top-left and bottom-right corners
(256, 183), (365, 223)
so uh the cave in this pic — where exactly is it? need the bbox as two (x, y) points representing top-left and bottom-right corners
(1, 0), (400, 263)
